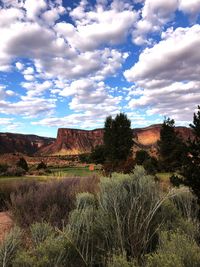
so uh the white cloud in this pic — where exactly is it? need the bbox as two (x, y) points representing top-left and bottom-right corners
(125, 25), (200, 83)
(125, 24), (200, 122)
(56, 2), (138, 51)
(0, 7), (24, 26)
(0, 117), (21, 131)
(132, 0), (179, 44)
(0, 97), (56, 118)
(15, 61), (24, 70)
(21, 80), (53, 96)
(179, 0), (200, 17)
(24, 0), (47, 20)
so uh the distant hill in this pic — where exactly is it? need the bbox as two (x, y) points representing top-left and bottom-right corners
(0, 125), (194, 156)
(0, 132), (55, 155)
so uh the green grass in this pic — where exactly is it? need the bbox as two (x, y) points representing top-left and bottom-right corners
(50, 166), (100, 177)
(155, 173), (173, 183)
(0, 166), (100, 185)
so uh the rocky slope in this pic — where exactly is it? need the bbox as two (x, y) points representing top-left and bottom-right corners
(0, 132), (55, 155)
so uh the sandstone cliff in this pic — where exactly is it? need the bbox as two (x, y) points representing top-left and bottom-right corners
(38, 125), (194, 156)
(0, 125), (194, 156)
(38, 128), (104, 155)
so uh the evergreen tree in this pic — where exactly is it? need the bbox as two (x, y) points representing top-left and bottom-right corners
(103, 113), (133, 166)
(183, 106), (200, 203)
(158, 117), (187, 172)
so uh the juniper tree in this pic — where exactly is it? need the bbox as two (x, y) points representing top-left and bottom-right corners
(158, 117), (187, 172)
(103, 113), (133, 172)
(183, 106), (200, 203)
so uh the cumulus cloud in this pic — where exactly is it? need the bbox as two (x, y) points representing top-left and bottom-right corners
(59, 2), (138, 51)
(0, 97), (56, 118)
(0, 117), (21, 131)
(125, 25), (200, 83)
(125, 25), (200, 122)
(179, 0), (200, 18)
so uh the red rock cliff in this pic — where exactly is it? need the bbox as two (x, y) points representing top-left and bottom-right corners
(38, 125), (194, 156)
(39, 128), (104, 155)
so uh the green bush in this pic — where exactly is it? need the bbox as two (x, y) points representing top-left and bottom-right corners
(0, 227), (21, 267)
(146, 231), (200, 267)
(30, 222), (54, 246)
(107, 253), (138, 267)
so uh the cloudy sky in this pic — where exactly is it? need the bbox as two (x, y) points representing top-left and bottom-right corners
(0, 0), (200, 137)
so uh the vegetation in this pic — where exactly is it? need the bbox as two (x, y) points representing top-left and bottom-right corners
(103, 113), (133, 173)
(1, 109), (200, 266)
(158, 117), (187, 172)
(182, 105), (200, 204)
(16, 157), (29, 172)
(8, 176), (99, 228)
(0, 167), (199, 266)
(135, 150), (158, 174)
(36, 161), (47, 170)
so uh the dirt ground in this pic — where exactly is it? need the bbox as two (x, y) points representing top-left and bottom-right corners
(0, 212), (13, 242)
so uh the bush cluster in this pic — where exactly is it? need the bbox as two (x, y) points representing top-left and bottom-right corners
(9, 176), (99, 228)
(1, 167), (199, 267)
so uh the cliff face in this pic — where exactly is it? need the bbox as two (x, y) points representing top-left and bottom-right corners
(38, 128), (104, 155)
(38, 125), (194, 156)
(133, 125), (194, 147)
(0, 133), (55, 155)
(0, 125), (194, 156)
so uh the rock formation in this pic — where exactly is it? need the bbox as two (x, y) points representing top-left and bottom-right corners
(38, 128), (104, 155)
(0, 125), (194, 156)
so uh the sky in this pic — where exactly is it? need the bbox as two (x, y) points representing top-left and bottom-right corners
(0, 0), (200, 137)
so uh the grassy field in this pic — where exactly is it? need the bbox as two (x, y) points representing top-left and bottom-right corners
(50, 166), (100, 177)
(0, 165), (100, 185)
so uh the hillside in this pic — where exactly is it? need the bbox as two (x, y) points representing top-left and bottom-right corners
(0, 132), (55, 155)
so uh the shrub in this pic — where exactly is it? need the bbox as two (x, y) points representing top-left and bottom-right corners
(0, 227), (21, 267)
(36, 161), (47, 170)
(107, 252), (138, 267)
(9, 176), (99, 228)
(5, 166), (26, 177)
(146, 231), (200, 267)
(9, 178), (79, 228)
(13, 235), (69, 267)
(30, 222), (54, 246)
(0, 164), (8, 176)
(66, 166), (170, 265)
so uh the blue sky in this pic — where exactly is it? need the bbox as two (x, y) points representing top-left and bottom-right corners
(0, 0), (200, 137)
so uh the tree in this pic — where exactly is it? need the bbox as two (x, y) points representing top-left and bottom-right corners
(183, 106), (200, 203)
(104, 113), (133, 163)
(17, 157), (29, 172)
(158, 117), (186, 172)
(90, 145), (106, 164)
(135, 150), (150, 165)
